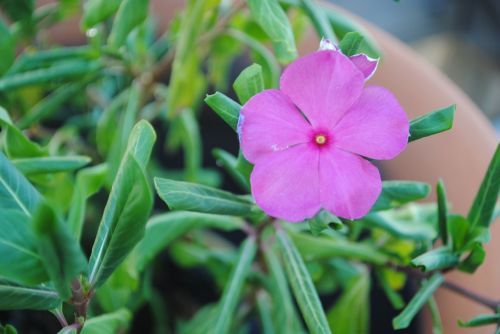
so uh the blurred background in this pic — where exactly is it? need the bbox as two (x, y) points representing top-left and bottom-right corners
(333, 0), (500, 136)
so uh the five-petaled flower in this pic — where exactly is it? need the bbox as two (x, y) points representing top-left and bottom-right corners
(238, 41), (409, 222)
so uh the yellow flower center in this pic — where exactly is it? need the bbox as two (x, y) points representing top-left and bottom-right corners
(315, 134), (327, 145)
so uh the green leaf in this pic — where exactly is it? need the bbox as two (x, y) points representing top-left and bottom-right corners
(33, 202), (87, 300)
(0, 279), (60, 310)
(0, 0), (33, 24)
(428, 296), (443, 334)
(0, 152), (42, 217)
(277, 229), (332, 334)
(12, 156), (90, 175)
(0, 19), (15, 75)
(88, 121), (156, 287)
(211, 237), (257, 334)
(154, 178), (256, 217)
(134, 212), (244, 271)
(0, 60), (100, 92)
(68, 164), (108, 240)
(179, 109), (202, 181)
(57, 326), (78, 334)
(289, 230), (389, 265)
(447, 214), (470, 252)
(108, 0), (150, 48)
(338, 32), (365, 56)
(362, 212), (437, 241)
(204, 92), (241, 131)
(328, 272), (370, 334)
(307, 210), (342, 236)
(212, 149), (250, 191)
(392, 273), (444, 330)
(408, 105), (455, 142)
(436, 179), (449, 245)
(458, 243), (486, 274)
(233, 64), (265, 104)
(468, 144), (500, 228)
(2, 324), (18, 334)
(0, 210), (48, 285)
(374, 269), (404, 310)
(256, 291), (275, 334)
(411, 247), (459, 272)
(81, 309), (132, 334)
(81, 0), (121, 29)
(247, 0), (297, 63)
(299, 0), (337, 43)
(458, 314), (500, 327)
(371, 181), (431, 211)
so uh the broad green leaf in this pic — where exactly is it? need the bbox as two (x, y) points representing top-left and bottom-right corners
(204, 92), (241, 131)
(328, 272), (370, 334)
(96, 89), (130, 156)
(68, 164), (108, 240)
(233, 63), (264, 104)
(277, 229), (331, 334)
(33, 202), (87, 300)
(81, 0), (121, 29)
(2, 324), (18, 334)
(411, 247), (459, 272)
(458, 243), (485, 274)
(0, 152), (42, 217)
(12, 156), (90, 175)
(0, 210), (48, 285)
(0, 60), (100, 92)
(393, 273), (444, 330)
(0, 279), (60, 310)
(211, 237), (257, 334)
(371, 181), (431, 211)
(338, 32), (365, 56)
(154, 178), (255, 216)
(289, 230), (388, 264)
(247, 0), (297, 63)
(0, 108), (46, 158)
(307, 210), (342, 236)
(81, 309), (131, 334)
(362, 212), (437, 241)
(88, 121), (156, 287)
(374, 269), (404, 310)
(108, 0), (149, 48)
(0, 19), (15, 75)
(468, 143), (500, 228)
(459, 314), (500, 327)
(299, 0), (336, 43)
(436, 180), (449, 245)
(408, 105), (455, 142)
(448, 214), (470, 252)
(428, 296), (443, 334)
(134, 211), (244, 271)
(212, 149), (250, 191)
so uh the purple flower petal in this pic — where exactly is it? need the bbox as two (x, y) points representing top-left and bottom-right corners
(240, 89), (311, 164)
(280, 50), (364, 129)
(319, 148), (382, 219)
(333, 86), (409, 160)
(349, 54), (379, 80)
(250, 144), (321, 222)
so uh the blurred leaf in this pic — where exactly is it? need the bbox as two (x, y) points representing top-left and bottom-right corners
(307, 210), (342, 236)
(68, 164), (108, 240)
(233, 63), (265, 104)
(12, 156), (90, 175)
(134, 211), (244, 271)
(108, 0), (150, 48)
(212, 149), (250, 191)
(0, 152), (42, 217)
(393, 273), (444, 330)
(247, 0), (297, 63)
(289, 230), (388, 264)
(436, 179), (449, 245)
(88, 121), (156, 288)
(277, 229), (331, 334)
(33, 202), (87, 300)
(428, 296), (443, 334)
(81, 0), (121, 30)
(155, 178), (256, 216)
(338, 32), (364, 56)
(179, 109), (202, 181)
(374, 269), (404, 310)
(0, 19), (15, 75)
(81, 309), (131, 334)
(447, 214), (470, 252)
(256, 291), (274, 334)
(211, 237), (257, 334)
(371, 181), (430, 212)
(468, 143), (500, 228)
(411, 247), (459, 272)
(0, 210), (48, 285)
(362, 212), (436, 241)
(0, 0), (33, 23)
(57, 327), (77, 334)
(299, 0), (336, 43)
(0, 108), (46, 158)
(328, 272), (370, 334)
(0, 279), (60, 310)
(458, 314), (500, 327)
(204, 92), (241, 131)
(408, 105), (455, 142)
(0, 60), (100, 92)
(458, 243), (485, 274)
(2, 324), (18, 334)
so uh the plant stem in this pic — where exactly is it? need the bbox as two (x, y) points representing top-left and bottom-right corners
(442, 280), (499, 311)
(52, 308), (69, 327)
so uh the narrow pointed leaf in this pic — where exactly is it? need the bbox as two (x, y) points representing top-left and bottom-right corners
(436, 180), (449, 245)
(12, 156), (91, 175)
(108, 0), (150, 48)
(408, 105), (455, 142)
(233, 64), (264, 104)
(411, 247), (459, 272)
(212, 149), (249, 191)
(81, 0), (121, 29)
(204, 92), (241, 131)
(299, 0), (337, 43)
(371, 181), (430, 212)
(458, 314), (500, 327)
(0, 279), (60, 310)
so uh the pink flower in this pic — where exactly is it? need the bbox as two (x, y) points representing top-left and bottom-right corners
(239, 48), (409, 222)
